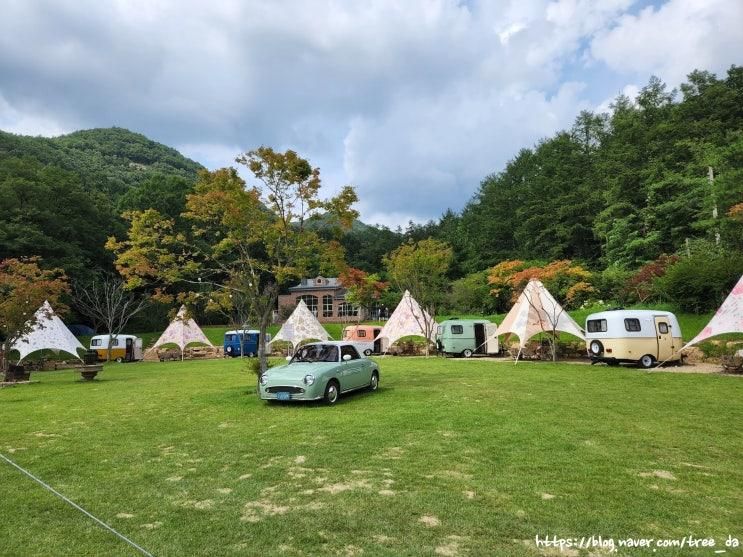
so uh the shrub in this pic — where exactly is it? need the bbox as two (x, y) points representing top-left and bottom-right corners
(448, 271), (498, 314)
(488, 259), (595, 309)
(624, 254), (679, 304)
(656, 249), (743, 312)
(594, 266), (633, 305)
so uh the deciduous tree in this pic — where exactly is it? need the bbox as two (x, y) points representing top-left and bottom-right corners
(338, 267), (389, 321)
(383, 239), (452, 355)
(108, 149), (358, 374)
(0, 258), (69, 371)
(72, 275), (149, 361)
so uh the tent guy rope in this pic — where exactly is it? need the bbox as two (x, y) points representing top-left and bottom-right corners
(0, 452), (154, 557)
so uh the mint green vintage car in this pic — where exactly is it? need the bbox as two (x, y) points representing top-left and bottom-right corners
(259, 342), (380, 405)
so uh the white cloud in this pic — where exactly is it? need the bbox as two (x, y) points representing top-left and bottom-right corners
(0, 93), (71, 137)
(0, 0), (741, 224)
(590, 0), (743, 86)
(344, 82), (590, 224)
(595, 83), (640, 114)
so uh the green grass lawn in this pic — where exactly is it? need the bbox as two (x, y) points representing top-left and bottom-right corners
(1, 359), (741, 556)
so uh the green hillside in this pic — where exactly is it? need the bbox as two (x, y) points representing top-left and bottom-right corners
(0, 127), (203, 279)
(0, 127), (202, 196)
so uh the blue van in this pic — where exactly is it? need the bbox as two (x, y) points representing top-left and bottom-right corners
(223, 330), (271, 357)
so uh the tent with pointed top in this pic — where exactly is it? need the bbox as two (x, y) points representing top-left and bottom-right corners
(147, 305), (213, 359)
(682, 274), (743, 349)
(268, 299), (329, 348)
(10, 300), (85, 362)
(498, 279), (584, 354)
(374, 290), (436, 352)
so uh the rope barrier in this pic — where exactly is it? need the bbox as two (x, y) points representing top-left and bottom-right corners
(0, 453), (154, 557)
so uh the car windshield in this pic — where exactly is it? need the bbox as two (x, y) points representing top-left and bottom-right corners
(292, 344), (339, 363)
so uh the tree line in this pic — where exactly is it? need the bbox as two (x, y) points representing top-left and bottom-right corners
(0, 66), (742, 345)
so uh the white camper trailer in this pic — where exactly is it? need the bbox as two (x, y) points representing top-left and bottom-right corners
(585, 309), (682, 368)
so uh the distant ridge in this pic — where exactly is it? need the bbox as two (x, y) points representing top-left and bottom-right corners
(0, 126), (203, 198)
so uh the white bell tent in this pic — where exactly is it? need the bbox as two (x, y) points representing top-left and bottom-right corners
(147, 305), (213, 360)
(269, 299), (329, 349)
(374, 290), (436, 353)
(682, 274), (743, 349)
(10, 300), (85, 362)
(498, 279), (584, 358)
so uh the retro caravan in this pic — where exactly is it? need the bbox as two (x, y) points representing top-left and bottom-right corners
(436, 319), (499, 357)
(585, 309), (682, 368)
(341, 325), (383, 356)
(89, 334), (143, 362)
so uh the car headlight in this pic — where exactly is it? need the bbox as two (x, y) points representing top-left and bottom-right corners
(259, 374), (268, 385)
(303, 374), (315, 386)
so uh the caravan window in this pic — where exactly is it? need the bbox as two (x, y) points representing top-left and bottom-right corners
(357, 330), (367, 338)
(624, 318), (641, 332)
(451, 325), (463, 334)
(437, 325), (443, 336)
(91, 339), (101, 347)
(587, 319), (607, 333)
(657, 322), (669, 334)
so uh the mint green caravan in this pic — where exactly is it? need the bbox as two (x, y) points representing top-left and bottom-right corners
(436, 319), (499, 357)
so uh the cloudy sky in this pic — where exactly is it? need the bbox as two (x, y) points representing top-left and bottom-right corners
(1, 0), (741, 226)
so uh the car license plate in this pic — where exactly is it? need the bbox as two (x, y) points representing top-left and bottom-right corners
(276, 392), (291, 401)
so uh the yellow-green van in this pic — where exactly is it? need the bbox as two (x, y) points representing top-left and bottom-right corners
(436, 319), (499, 357)
(90, 334), (143, 362)
(585, 310), (682, 368)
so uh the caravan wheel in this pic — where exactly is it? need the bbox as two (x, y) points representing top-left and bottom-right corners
(639, 354), (656, 369)
(363, 349), (372, 356)
(462, 349), (473, 358)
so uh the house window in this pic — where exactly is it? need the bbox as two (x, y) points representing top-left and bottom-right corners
(298, 295), (318, 315)
(624, 318), (641, 332)
(587, 319), (607, 333)
(451, 325), (464, 334)
(338, 303), (357, 317)
(322, 295), (333, 318)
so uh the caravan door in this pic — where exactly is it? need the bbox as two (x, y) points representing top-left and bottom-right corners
(125, 337), (134, 362)
(654, 317), (674, 361)
(485, 323), (499, 355)
(474, 323), (486, 354)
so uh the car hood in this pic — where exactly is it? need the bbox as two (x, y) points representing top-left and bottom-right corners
(264, 362), (335, 381)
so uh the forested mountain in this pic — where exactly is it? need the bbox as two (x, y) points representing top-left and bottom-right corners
(430, 68), (743, 274)
(0, 128), (202, 280)
(1, 66), (741, 312)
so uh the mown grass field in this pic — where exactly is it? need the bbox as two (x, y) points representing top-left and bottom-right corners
(2, 358), (742, 556)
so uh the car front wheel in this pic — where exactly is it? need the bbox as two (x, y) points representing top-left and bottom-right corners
(368, 371), (379, 391)
(324, 380), (340, 405)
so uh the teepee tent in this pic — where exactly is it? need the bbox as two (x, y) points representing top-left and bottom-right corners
(147, 306), (213, 360)
(498, 279), (584, 359)
(269, 300), (329, 349)
(682, 274), (743, 349)
(374, 290), (436, 353)
(10, 301), (85, 362)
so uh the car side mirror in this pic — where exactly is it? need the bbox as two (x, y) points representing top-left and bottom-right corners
(286, 356), (292, 361)
(342, 354), (352, 361)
